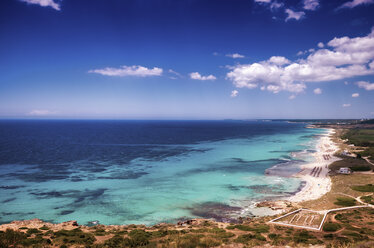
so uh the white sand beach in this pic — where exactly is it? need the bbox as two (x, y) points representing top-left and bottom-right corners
(288, 129), (339, 202)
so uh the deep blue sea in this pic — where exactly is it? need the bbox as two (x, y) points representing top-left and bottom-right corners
(0, 120), (325, 225)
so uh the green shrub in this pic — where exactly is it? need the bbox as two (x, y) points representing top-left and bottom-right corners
(254, 233), (266, 241)
(39, 225), (50, 230)
(214, 231), (235, 239)
(198, 237), (221, 247)
(127, 229), (150, 247)
(151, 229), (168, 238)
(350, 166), (371, 171)
(177, 234), (200, 248)
(335, 213), (348, 222)
(234, 234), (254, 243)
(54, 228), (96, 245)
(352, 184), (374, 192)
(0, 229), (27, 247)
(334, 197), (356, 206)
(228, 224), (252, 231)
(361, 195), (374, 204)
(228, 224), (269, 233)
(104, 235), (130, 248)
(323, 233), (334, 239)
(268, 233), (278, 239)
(293, 230), (316, 243)
(226, 225), (235, 230)
(93, 227), (107, 236)
(26, 228), (42, 235)
(323, 222), (342, 232)
(21, 236), (52, 246)
(341, 231), (368, 241)
(252, 224), (270, 233)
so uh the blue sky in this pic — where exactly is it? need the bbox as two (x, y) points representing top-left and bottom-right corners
(1, 0), (374, 119)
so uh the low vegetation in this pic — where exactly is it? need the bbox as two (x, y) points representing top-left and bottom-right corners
(352, 184), (374, 192)
(2, 207), (374, 248)
(323, 222), (342, 232)
(334, 197), (357, 207)
(329, 156), (373, 173)
(342, 128), (374, 162)
(342, 129), (374, 147)
(361, 195), (374, 204)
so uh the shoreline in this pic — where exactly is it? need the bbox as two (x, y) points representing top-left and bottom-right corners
(287, 128), (339, 203)
(253, 128), (339, 214)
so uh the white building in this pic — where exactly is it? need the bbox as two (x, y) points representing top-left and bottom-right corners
(338, 167), (351, 174)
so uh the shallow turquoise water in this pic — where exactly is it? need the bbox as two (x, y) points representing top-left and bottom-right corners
(0, 121), (325, 225)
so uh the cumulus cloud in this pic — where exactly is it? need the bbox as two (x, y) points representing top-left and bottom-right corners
(231, 90), (239, 97)
(352, 93), (360, 97)
(314, 88), (322, 94)
(20, 0), (61, 10)
(342, 103), (351, 107)
(318, 42), (324, 48)
(303, 0), (319, 10)
(289, 95), (296, 100)
(189, 72), (216, 81)
(356, 81), (374, 90)
(339, 0), (374, 9)
(226, 53), (245, 59)
(268, 56), (290, 65)
(226, 28), (374, 94)
(89, 65), (163, 77)
(285, 9), (305, 21)
(28, 110), (56, 116)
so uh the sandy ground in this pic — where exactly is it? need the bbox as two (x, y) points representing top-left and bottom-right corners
(288, 129), (340, 203)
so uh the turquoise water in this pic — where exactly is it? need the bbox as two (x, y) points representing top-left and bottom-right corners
(0, 121), (325, 225)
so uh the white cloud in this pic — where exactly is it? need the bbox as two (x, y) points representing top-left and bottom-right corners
(303, 0), (319, 10)
(254, 0), (283, 11)
(254, 0), (272, 3)
(268, 56), (290, 65)
(270, 1), (284, 9)
(297, 51), (306, 56)
(339, 0), (374, 9)
(28, 110), (56, 116)
(226, 28), (374, 94)
(20, 0), (61, 10)
(89, 65), (163, 77)
(189, 72), (216, 81)
(285, 9), (305, 21)
(168, 69), (182, 79)
(356, 81), (374, 90)
(343, 103), (351, 107)
(289, 95), (296, 100)
(352, 93), (360, 97)
(226, 53), (245, 59)
(231, 90), (239, 97)
(314, 88), (322, 94)
(317, 42), (324, 48)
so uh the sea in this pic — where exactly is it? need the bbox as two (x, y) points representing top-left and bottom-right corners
(0, 120), (326, 225)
